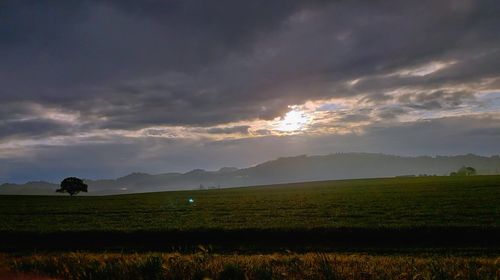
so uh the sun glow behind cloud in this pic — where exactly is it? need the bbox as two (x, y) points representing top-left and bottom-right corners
(275, 109), (311, 132)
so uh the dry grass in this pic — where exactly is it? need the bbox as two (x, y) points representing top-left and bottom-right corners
(2, 252), (499, 280)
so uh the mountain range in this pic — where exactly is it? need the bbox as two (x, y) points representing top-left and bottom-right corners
(2, 153), (500, 195)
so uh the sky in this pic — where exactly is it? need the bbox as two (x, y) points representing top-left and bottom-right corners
(1, 0), (500, 183)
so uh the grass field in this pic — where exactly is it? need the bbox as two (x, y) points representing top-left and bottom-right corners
(1, 176), (499, 278)
(1, 175), (499, 233)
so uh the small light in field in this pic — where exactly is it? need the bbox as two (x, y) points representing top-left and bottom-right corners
(188, 198), (194, 203)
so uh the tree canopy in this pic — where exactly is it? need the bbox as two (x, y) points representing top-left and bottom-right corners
(56, 177), (88, 196)
(450, 166), (476, 176)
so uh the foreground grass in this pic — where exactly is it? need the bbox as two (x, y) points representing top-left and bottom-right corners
(1, 176), (499, 232)
(2, 252), (499, 280)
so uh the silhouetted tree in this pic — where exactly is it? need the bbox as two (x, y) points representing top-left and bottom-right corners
(450, 166), (477, 176)
(463, 166), (476, 176)
(56, 177), (88, 196)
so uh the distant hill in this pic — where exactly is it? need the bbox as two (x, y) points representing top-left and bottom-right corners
(0, 181), (59, 195)
(2, 153), (500, 195)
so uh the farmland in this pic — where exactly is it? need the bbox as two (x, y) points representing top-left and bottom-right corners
(1, 175), (499, 278)
(0, 175), (499, 252)
(1, 175), (499, 233)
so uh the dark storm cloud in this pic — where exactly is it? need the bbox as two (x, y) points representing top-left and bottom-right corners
(0, 0), (314, 129)
(351, 52), (500, 96)
(1, 0), (499, 134)
(0, 0), (307, 98)
(0, 102), (35, 120)
(1, 0), (500, 183)
(0, 119), (70, 140)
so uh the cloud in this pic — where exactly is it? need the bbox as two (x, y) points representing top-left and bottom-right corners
(254, 129), (273, 136)
(1, 0), (499, 131)
(398, 90), (476, 110)
(338, 114), (372, 123)
(2, 113), (499, 183)
(0, 119), (70, 140)
(206, 126), (250, 135)
(0, 1), (499, 182)
(376, 107), (408, 120)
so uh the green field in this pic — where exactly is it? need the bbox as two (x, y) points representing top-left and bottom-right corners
(1, 176), (500, 278)
(1, 175), (499, 232)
